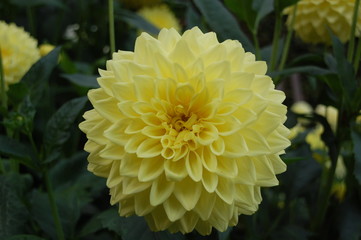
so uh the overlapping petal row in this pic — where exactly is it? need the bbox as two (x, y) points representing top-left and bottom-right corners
(284, 0), (361, 44)
(0, 21), (40, 87)
(79, 27), (290, 235)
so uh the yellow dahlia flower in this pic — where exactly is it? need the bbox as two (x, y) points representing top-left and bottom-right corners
(0, 21), (40, 88)
(315, 104), (338, 132)
(79, 27), (290, 235)
(284, 0), (361, 44)
(39, 43), (55, 57)
(121, 0), (161, 9)
(137, 4), (181, 33)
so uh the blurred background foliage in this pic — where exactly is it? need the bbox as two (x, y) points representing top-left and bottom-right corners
(1, 0), (361, 239)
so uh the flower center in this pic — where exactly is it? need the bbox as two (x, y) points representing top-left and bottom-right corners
(160, 105), (203, 159)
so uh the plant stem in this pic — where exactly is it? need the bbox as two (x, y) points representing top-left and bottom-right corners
(347, 0), (360, 63)
(26, 6), (36, 37)
(354, 38), (361, 73)
(44, 169), (65, 240)
(270, 2), (282, 72)
(311, 109), (343, 233)
(108, 0), (116, 55)
(252, 30), (261, 60)
(0, 45), (7, 112)
(0, 157), (4, 174)
(275, 5), (297, 84)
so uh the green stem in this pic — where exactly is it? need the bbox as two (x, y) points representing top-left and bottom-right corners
(0, 157), (4, 174)
(108, 0), (116, 55)
(252, 30), (261, 60)
(354, 38), (361, 72)
(311, 109), (343, 233)
(275, 5), (297, 84)
(347, 0), (360, 63)
(44, 169), (65, 240)
(270, 6), (282, 72)
(26, 7), (36, 37)
(0, 45), (7, 112)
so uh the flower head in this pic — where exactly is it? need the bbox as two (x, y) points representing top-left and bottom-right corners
(79, 27), (290, 235)
(138, 4), (181, 33)
(284, 0), (361, 44)
(121, 0), (161, 9)
(0, 21), (40, 88)
(39, 43), (55, 57)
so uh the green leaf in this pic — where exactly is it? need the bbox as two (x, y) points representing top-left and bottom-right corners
(193, 0), (254, 52)
(22, 47), (61, 106)
(0, 135), (37, 168)
(30, 188), (82, 240)
(218, 227), (232, 240)
(351, 128), (361, 185)
(338, 200), (361, 240)
(62, 74), (99, 88)
(185, 1), (203, 29)
(253, 0), (274, 31)
(269, 66), (331, 78)
(43, 96), (87, 163)
(5, 235), (47, 240)
(330, 34), (356, 98)
(9, 0), (66, 9)
(225, 0), (273, 33)
(275, 0), (300, 12)
(117, 9), (160, 35)
(0, 174), (30, 239)
(80, 208), (185, 240)
(282, 157), (305, 165)
(272, 225), (311, 240)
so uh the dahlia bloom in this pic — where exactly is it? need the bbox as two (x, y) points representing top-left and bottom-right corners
(79, 27), (290, 235)
(39, 43), (55, 57)
(289, 102), (347, 201)
(121, 0), (161, 9)
(0, 21), (40, 88)
(138, 4), (181, 33)
(284, 0), (361, 44)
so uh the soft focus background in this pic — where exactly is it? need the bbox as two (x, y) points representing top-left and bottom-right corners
(1, 0), (361, 240)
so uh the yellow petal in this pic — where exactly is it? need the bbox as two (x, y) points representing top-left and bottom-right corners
(150, 174), (175, 206)
(201, 169), (218, 193)
(136, 138), (162, 158)
(138, 157), (164, 182)
(163, 194), (186, 221)
(164, 157), (188, 181)
(194, 191), (216, 220)
(215, 176), (234, 204)
(186, 150), (203, 182)
(174, 177), (202, 210)
(134, 189), (155, 216)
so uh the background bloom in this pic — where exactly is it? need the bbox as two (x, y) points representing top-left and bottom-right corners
(284, 0), (361, 44)
(137, 4), (181, 33)
(0, 21), (40, 88)
(79, 27), (290, 235)
(39, 43), (55, 57)
(121, 0), (161, 9)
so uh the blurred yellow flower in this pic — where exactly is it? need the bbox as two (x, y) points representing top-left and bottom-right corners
(138, 4), (181, 33)
(284, 0), (361, 44)
(315, 104), (338, 132)
(121, 0), (161, 9)
(0, 21), (40, 88)
(39, 43), (55, 57)
(79, 27), (290, 235)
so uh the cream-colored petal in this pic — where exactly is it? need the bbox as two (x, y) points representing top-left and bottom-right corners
(174, 177), (202, 211)
(150, 174), (175, 206)
(163, 194), (186, 221)
(186, 150), (203, 182)
(138, 157), (164, 182)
